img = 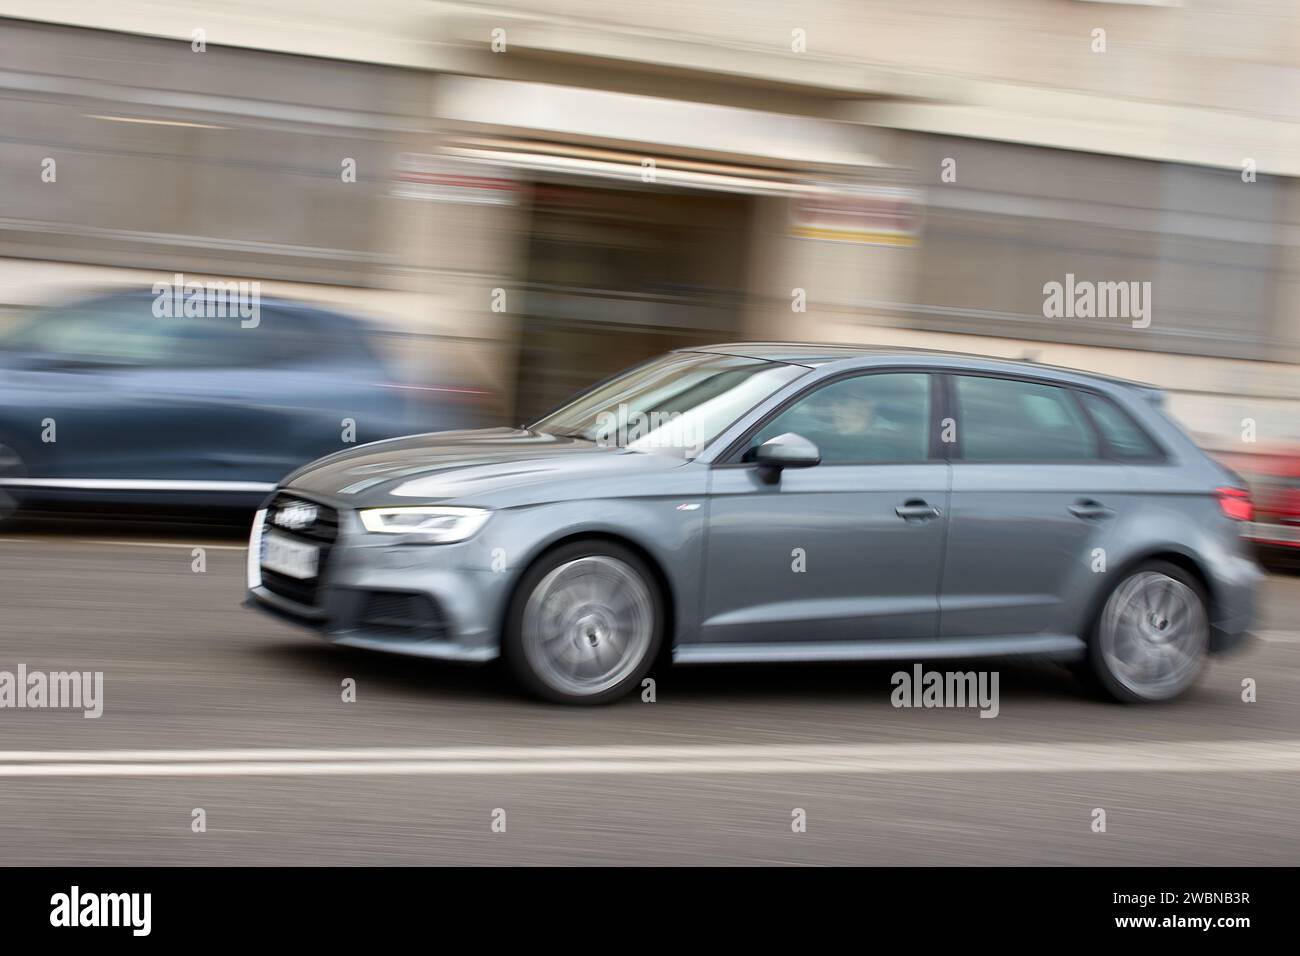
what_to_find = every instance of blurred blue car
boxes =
[0,289,487,514]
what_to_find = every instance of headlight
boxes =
[358,506,491,543]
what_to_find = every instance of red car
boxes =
[1216,448,1300,567]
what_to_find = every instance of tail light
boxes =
[1215,486,1253,522]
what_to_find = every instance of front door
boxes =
[701,371,949,647]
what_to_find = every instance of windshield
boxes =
[532,351,807,458]
[0,298,179,365]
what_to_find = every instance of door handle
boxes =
[896,499,941,520]
[1068,499,1114,520]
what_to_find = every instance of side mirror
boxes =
[753,432,820,478]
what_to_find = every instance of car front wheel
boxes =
[1087,560,1210,702]
[504,541,663,705]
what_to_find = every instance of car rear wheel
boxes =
[504,541,662,705]
[1086,560,1209,702]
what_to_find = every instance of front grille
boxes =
[265,493,339,542]
[357,591,446,643]
[259,493,339,607]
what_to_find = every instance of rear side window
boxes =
[1076,391,1162,460]
[954,375,1098,461]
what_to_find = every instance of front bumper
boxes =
[245,496,507,662]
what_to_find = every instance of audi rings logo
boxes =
[272,501,318,532]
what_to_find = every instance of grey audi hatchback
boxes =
[246,344,1261,705]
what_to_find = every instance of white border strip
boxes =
[0,478,275,492]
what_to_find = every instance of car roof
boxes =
[678,341,1162,397]
[682,342,912,365]
[54,287,367,328]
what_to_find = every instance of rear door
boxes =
[701,370,949,646]
[939,373,1132,639]
[0,296,216,482]
[153,307,407,483]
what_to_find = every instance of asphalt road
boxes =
[1,518,1298,865]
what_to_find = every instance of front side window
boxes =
[954,375,1098,461]
[532,352,808,458]
[169,308,322,368]
[744,372,932,464]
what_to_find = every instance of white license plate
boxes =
[261,532,320,579]
[1247,522,1300,544]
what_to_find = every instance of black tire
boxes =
[1082,560,1210,703]
[503,540,664,705]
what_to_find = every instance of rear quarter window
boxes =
[1077,390,1163,461]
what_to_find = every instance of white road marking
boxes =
[0,740,1297,778]
[1256,630,1300,643]
[94,539,245,551]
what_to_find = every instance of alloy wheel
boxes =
[1098,570,1208,700]
[521,555,655,698]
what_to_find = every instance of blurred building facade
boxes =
[1,0,1299,441]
